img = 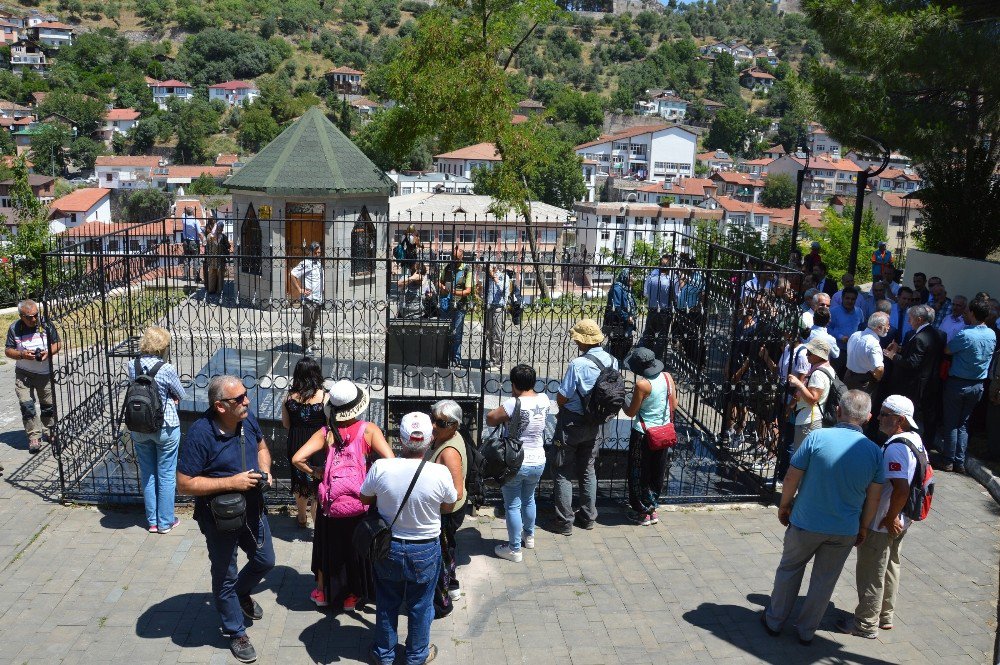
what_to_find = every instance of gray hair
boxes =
[909,304,934,325]
[868,311,889,330]
[812,292,831,307]
[430,399,463,425]
[207,375,242,406]
[875,299,892,314]
[18,299,38,314]
[838,390,872,425]
[402,433,432,455]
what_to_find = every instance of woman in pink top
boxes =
[292,380,393,611]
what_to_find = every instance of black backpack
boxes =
[577,354,627,425]
[476,398,525,488]
[123,359,165,434]
[814,365,848,427]
[463,431,486,509]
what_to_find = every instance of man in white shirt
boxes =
[846,312,890,394]
[937,295,968,343]
[289,242,324,354]
[181,207,204,282]
[361,412,457,665]
[838,395,925,640]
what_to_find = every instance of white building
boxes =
[433,142,502,179]
[573,201,719,262]
[10,40,46,75]
[99,108,140,146]
[95,155,163,190]
[388,171,474,195]
[29,21,72,48]
[327,66,364,93]
[701,195,773,239]
[575,123,697,184]
[147,78,194,110]
[806,123,842,158]
[47,187,111,231]
[152,165,232,192]
[634,91,689,121]
[208,80,260,106]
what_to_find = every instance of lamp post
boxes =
[847,136,891,276]
[789,144,811,260]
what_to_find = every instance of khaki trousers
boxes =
[854,528,907,633]
[15,367,54,440]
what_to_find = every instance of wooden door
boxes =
[285,210,324,300]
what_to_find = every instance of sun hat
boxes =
[804,337,831,361]
[400,412,432,447]
[324,379,370,423]
[625,347,664,379]
[881,394,918,430]
[570,318,604,345]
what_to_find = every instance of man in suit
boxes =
[813,263,838,297]
[884,304,945,436]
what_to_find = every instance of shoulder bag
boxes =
[477,398,525,487]
[209,427,249,532]
[638,373,677,451]
[353,454,429,562]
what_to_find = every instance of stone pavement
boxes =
[0,357,998,664]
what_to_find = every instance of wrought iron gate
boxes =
[41,214,798,505]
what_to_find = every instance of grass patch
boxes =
[52,288,186,352]
[3,523,48,571]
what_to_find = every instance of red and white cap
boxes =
[400,412,432,447]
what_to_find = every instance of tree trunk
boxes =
[518,195,550,300]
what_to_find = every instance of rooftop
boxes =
[575,123,693,151]
[49,187,110,214]
[328,65,364,76]
[389,193,568,223]
[208,80,258,90]
[95,156,162,168]
[104,108,140,122]
[434,142,502,161]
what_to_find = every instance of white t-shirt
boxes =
[871,432,923,533]
[794,365,832,425]
[846,328,884,374]
[291,258,324,303]
[503,393,551,466]
[359,458,458,540]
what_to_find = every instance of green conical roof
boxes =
[225,106,393,196]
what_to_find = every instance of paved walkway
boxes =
[0,358,997,664]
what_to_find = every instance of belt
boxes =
[949,375,984,382]
[391,536,437,544]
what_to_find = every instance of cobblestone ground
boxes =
[1,359,997,664]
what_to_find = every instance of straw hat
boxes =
[804,337,831,361]
[570,319,604,345]
[324,379,370,422]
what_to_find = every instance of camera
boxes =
[33,349,42,361]
[257,472,269,490]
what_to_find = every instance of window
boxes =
[438,229,454,243]
[107,239,120,252]
[402,187,412,194]
[600,228,610,240]
[616,216,626,226]
[817,144,826,152]
[129,239,141,253]
[459,229,476,243]
[483,230,498,243]
[613,142,628,152]
[501,229,516,241]
[601,216,612,226]
[890,215,905,226]
[654,161,667,171]
[105,173,112,182]
[535,229,557,242]
[418,230,432,243]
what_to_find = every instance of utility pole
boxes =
[789,145,811,258]
[847,137,891,276]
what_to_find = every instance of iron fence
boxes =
[41,213,800,505]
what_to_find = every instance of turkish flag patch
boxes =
[889,462,902,471]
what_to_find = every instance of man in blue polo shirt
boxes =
[763,390,884,646]
[177,375,275,664]
[941,298,997,473]
[553,319,618,535]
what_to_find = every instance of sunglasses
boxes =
[219,391,249,405]
[21,312,38,319]
[877,412,897,419]
[432,418,455,428]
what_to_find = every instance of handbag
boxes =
[638,373,677,451]
[478,398,525,487]
[352,454,429,562]
[209,429,250,531]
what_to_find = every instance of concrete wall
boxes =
[904,250,1000,302]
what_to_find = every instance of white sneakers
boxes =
[522,532,535,549]
[494,543,523,562]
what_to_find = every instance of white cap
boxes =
[882,394,918,430]
[400,412,432,447]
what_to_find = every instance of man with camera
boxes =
[5,299,60,454]
[177,375,275,664]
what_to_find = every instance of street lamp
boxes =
[789,144,811,260]
[847,135,891,275]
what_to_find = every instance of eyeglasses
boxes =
[219,391,249,405]
[432,418,455,428]
[20,312,38,319]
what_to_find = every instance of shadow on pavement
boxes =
[259,564,321,612]
[135,591,224,648]
[99,504,146,530]
[300,613,375,664]
[2,435,62,501]
[682,601,890,665]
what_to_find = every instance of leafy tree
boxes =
[807,207,886,283]
[760,173,796,209]
[172,98,220,164]
[8,155,45,223]
[189,173,221,195]
[30,124,72,177]
[238,104,280,152]
[69,136,104,171]
[706,52,742,108]
[175,29,287,86]
[128,118,158,154]
[37,90,107,136]
[0,129,14,157]
[705,108,763,158]
[122,188,172,224]
[804,0,1000,259]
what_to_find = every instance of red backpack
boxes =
[887,434,934,521]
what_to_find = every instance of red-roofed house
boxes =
[99,108,141,146]
[511,114,528,125]
[768,205,824,241]
[806,123,842,159]
[10,39,46,75]
[696,149,734,171]
[736,157,774,177]
[433,142,502,179]
[215,153,239,167]
[327,66,364,93]
[154,165,232,191]
[147,79,194,109]
[29,21,72,48]
[867,192,924,257]
[765,153,861,203]
[95,155,163,190]
[764,144,786,160]
[709,171,765,203]
[740,67,776,92]
[208,80,260,106]
[48,187,111,229]
[573,201,702,259]
[0,20,19,45]
[574,123,697,183]
[701,195,775,238]
[348,96,379,117]
[636,177,717,206]
[869,167,923,195]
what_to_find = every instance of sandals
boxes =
[28,438,42,454]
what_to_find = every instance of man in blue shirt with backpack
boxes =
[553,319,621,535]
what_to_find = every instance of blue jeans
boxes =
[132,426,180,530]
[501,463,545,550]
[372,538,441,665]
[449,308,466,363]
[942,377,985,466]
[197,505,275,638]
